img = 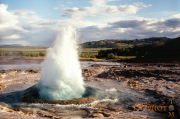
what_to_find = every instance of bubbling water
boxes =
[37,26,85,101]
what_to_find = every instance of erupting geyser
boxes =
[37,26,85,101]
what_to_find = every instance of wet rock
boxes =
[22,95,97,104]
[99,68,180,81]
[42,108,56,113]
[0,105,34,117]
[93,103,109,109]
[82,69,97,77]
[37,111,63,119]
[158,64,163,67]
[91,105,125,117]
[145,89,167,100]
[128,103,147,111]
[144,63,150,66]
[94,78,102,82]
[84,77,91,81]
[107,106,120,112]
[90,113,104,118]
[163,64,178,67]
[84,77,103,82]
[155,84,163,88]
[102,111,117,117]
[95,110,103,113]
[0,83,6,92]
[128,80,139,86]
[50,97,96,104]
[166,77,179,82]
[0,70,6,73]
[26,69,40,73]
[174,98,180,105]
[166,85,174,90]
[157,77,164,81]
[98,72,108,78]
[119,78,129,82]
[21,85,96,104]
[84,69,90,72]
[11,107,34,116]
[0,105,14,112]
[155,88,163,93]
[91,64,102,67]
[0,73,6,78]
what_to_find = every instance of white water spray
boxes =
[37,26,85,101]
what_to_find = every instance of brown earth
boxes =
[0,58,180,118]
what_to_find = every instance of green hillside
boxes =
[97,37,180,62]
[81,37,170,48]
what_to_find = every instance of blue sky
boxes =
[0,0,180,46]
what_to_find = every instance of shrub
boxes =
[5,51,12,56]
[30,53,36,57]
[90,55,96,58]
[39,52,46,56]
[0,52,3,56]
[80,53,96,58]
[106,53,115,59]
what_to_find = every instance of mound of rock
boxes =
[98,68,180,79]
[82,69,96,77]
[21,84,97,104]
[37,111,63,119]
[0,83,6,92]
[0,105,34,117]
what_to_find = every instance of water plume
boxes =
[37,26,85,101]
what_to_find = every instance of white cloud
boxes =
[3,34,21,39]
[171,13,180,18]
[89,0,107,6]
[0,4,97,46]
[54,7,59,10]
[133,2,152,8]
[61,1,151,19]
[0,4,56,46]
[67,2,72,4]
[1,3,180,46]
[0,4,17,25]
[79,16,180,42]
[0,4,28,42]
[10,10,36,16]
[89,0,119,6]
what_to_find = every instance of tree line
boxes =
[97,37,180,61]
[81,37,170,48]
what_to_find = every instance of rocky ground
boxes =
[0,61,180,118]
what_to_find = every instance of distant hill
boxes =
[0,44,24,47]
[97,37,180,62]
[80,37,170,48]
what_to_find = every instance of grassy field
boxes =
[0,47,47,52]
[0,47,110,57]
[80,48,111,54]
[79,48,112,58]
[79,56,136,61]
[0,47,47,57]
[0,47,135,61]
